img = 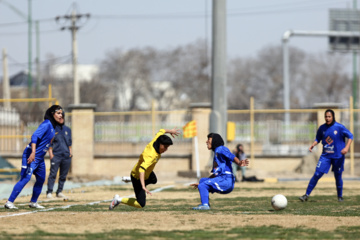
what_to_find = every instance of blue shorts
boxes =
[199,175,235,194]
[316,155,345,174]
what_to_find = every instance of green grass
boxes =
[2,185,360,239]
[2,225,360,240]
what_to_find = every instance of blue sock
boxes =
[306,170,324,196]
[198,183,210,205]
[334,171,343,198]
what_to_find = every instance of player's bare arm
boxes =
[341,139,353,155]
[233,157,249,167]
[164,128,180,138]
[27,143,36,164]
[139,172,152,196]
[309,141,318,152]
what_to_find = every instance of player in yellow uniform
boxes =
[109,128,180,210]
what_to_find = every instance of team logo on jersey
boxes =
[334,130,338,135]
[325,136,333,145]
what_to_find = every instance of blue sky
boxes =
[0,0,355,76]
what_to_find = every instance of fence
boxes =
[1,105,359,157]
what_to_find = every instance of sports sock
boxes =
[306,170,324,196]
[334,171,343,197]
[120,198,142,208]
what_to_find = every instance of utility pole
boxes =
[36,21,41,97]
[0,0,34,98]
[210,0,227,140]
[28,0,32,98]
[56,8,90,105]
[2,48,11,110]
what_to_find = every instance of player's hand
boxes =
[143,187,152,196]
[341,147,349,155]
[27,152,35,164]
[240,159,249,167]
[168,127,180,138]
[309,145,314,152]
[190,183,199,189]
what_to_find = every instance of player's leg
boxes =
[305,169,324,196]
[47,156,61,197]
[56,157,71,196]
[193,176,234,210]
[30,161,46,204]
[332,156,345,201]
[145,171,157,185]
[109,175,143,210]
[299,156,329,202]
[7,155,34,203]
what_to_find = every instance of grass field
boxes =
[0,179,359,239]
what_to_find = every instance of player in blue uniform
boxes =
[4,105,64,209]
[299,109,353,202]
[191,133,249,210]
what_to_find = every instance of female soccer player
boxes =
[299,109,353,202]
[109,128,180,210]
[4,105,64,209]
[191,133,249,210]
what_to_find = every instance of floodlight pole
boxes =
[282,30,360,124]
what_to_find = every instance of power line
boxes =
[0,0,346,27]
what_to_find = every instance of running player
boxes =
[299,109,353,202]
[4,105,64,209]
[191,133,249,210]
[109,128,180,210]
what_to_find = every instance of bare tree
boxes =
[300,52,351,107]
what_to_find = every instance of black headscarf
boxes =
[207,133,224,151]
[44,105,63,128]
[325,109,336,126]
[153,135,173,154]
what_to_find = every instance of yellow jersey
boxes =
[131,129,166,180]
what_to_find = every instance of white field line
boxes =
[0,184,176,219]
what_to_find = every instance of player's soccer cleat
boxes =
[29,202,45,209]
[109,194,120,210]
[192,204,210,210]
[46,193,53,199]
[56,192,66,198]
[122,176,131,183]
[299,194,309,202]
[4,201,18,209]
[338,197,344,202]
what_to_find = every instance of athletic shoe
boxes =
[122,176,131,183]
[299,194,309,202]
[192,204,210,210]
[109,194,120,210]
[29,202,45,209]
[56,192,66,198]
[46,193,53,199]
[4,201,18,209]
[338,197,344,202]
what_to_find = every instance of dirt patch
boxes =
[0,181,359,235]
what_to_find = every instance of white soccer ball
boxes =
[271,194,287,210]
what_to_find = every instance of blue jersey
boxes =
[315,122,353,159]
[212,146,236,176]
[24,119,55,161]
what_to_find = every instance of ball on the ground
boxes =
[271,194,287,210]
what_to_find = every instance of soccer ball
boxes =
[271,194,287,210]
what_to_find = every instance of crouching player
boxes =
[191,133,249,210]
[109,128,180,210]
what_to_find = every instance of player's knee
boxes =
[36,175,46,184]
[138,199,146,208]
